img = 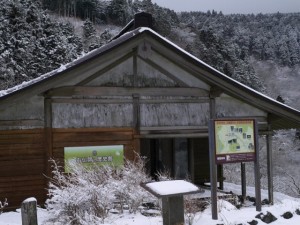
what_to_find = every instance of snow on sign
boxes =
[214,119,256,164]
[64,145,124,172]
[142,180,200,197]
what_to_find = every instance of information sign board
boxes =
[214,119,256,164]
[64,145,124,172]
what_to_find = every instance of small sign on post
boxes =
[21,197,38,225]
[141,180,201,225]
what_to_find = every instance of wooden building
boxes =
[0,13,300,210]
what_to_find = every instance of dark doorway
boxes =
[140,137,222,186]
[140,138,190,180]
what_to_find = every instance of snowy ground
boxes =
[1,183,300,225]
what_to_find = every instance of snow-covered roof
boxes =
[0,26,299,129]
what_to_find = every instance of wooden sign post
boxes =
[209,119,261,220]
[21,197,38,225]
[141,180,201,225]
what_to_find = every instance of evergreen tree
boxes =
[82,19,100,52]
[0,0,82,90]
[107,0,130,26]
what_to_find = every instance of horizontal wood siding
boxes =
[52,128,136,163]
[52,103,134,128]
[140,103,209,127]
[0,129,46,210]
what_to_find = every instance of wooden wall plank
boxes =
[0,129,44,135]
[0,129,47,210]
[0,128,136,210]
[51,128,135,166]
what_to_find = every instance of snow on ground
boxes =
[1,183,300,225]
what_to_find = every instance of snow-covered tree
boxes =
[0,0,82,90]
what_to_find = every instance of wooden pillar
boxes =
[133,48,138,87]
[162,196,184,225]
[241,162,246,203]
[44,98,53,177]
[132,93,141,157]
[266,125,274,204]
[254,120,262,211]
[209,96,218,220]
[132,48,141,158]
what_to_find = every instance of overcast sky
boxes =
[151,0,300,14]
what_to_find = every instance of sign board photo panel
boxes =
[64,145,124,172]
[214,119,256,164]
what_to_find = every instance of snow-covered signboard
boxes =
[214,119,256,164]
[64,145,124,172]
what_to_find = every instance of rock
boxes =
[262,199,270,205]
[247,196,256,203]
[141,202,157,209]
[296,209,300,215]
[247,220,258,225]
[281,211,293,219]
[255,211,277,224]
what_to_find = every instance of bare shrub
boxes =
[45,156,153,224]
[184,195,200,225]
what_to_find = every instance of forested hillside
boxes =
[1,0,300,96]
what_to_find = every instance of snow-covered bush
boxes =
[45,156,153,224]
[113,156,153,213]
[0,198,8,214]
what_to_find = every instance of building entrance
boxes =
[140,138,190,180]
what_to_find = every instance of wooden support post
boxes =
[241,162,246,203]
[209,95,218,220]
[133,48,138,87]
[162,196,184,225]
[21,198,38,225]
[209,120,218,220]
[218,165,224,190]
[254,120,262,211]
[266,125,274,204]
[44,98,53,177]
[141,180,200,225]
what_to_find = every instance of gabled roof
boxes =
[0,27,299,130]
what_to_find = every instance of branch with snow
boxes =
[0,198,8,214]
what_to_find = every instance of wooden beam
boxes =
[140,126,208,131]
[76,51,134,85]
[45,86,209,98]
[0,120,43,127]
[51,98,209,104]
[51,98,133,104]
[135,133,208,138]
[137,56,188,87]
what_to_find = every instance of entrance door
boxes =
[140,138,190,180]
